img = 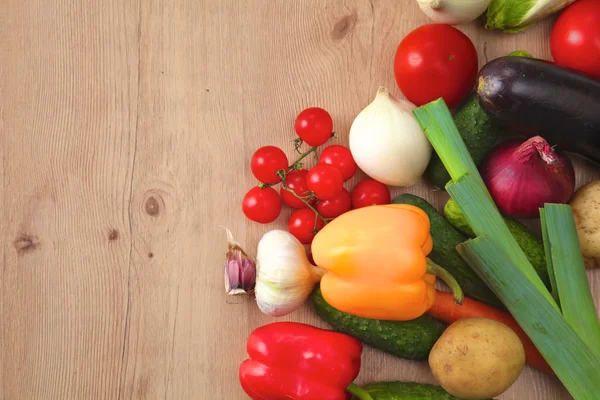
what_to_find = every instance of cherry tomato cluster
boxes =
[242,107,391,244]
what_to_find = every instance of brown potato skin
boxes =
[428,318,526,400]
[570,180,600,269]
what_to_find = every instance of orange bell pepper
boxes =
[311,204,463,321]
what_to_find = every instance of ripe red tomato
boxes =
[294,108,334,147]
[288,209,325,244]
[351,179,391,209]
[280,170,313,209]
[306,164,344,200]
[250,146,289,184]
[319,145,357,182]
[550,0,600,80]
[394,24,478,109]
[316,188,352,219]
[242,186,282,224]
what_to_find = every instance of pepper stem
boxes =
[346,383,374,400]
[426,259,464,305]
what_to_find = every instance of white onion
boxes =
[416,0,493,25]
[349,87,432,188]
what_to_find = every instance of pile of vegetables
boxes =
[227,1,600,399]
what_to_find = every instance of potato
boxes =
[428,318,525,400]
[570,180,600,269]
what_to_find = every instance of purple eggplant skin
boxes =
[476,56,600,165]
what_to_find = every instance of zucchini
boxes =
[426,93,499,190]
[392,194,502,308]
[357,382,493,400]
[476,56,600,165]
[310,288,445,361]
[444,198,550,289]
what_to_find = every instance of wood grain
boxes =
[1,0,598,399]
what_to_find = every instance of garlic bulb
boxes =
[255,230,325,317]
[417,0,493,25]
[349,87,432,187]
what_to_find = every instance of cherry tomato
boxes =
[294,107,334,146]
[306,164,344,200]
[394,24,478,109]
[550,0,600,80]
[250,146,289,184]
[351,179,391,209]
[242,186,282,224]
[316,188,352,219]
[288,208,325,244]
[318,145,357,182]
[280,170,313,209]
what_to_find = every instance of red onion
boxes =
[481,136,575,218]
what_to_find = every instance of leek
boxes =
[541,204,600,359]
[458,236,600,397]
[539,208,560,306]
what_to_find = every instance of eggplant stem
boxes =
[427,259,464,305]
[346,383,374,400]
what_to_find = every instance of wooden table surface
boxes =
[2,1,599,399]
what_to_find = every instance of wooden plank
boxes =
[1,0,599,399]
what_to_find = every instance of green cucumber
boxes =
[425,92,499,190]
[310,288,445,361]
[444,198,550,289]
[425,50,532,190]
[356,382,493,400]
[392,194,502,308]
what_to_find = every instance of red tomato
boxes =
[250,146,289,184]
[316,188,352,219]
[288,209,325,244]
[306,164,344,200]
[550,0,600,80]
[351,179,391,209]
[394,24,478,109]
[294,108,334,146]
[319,145,357,182]
[242,186,282,224]
[280,170,313,209]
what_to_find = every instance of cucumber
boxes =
[425,92,498,190]
[444,198,550,289]
[310,288,445,361]
[392,194,502,308]
[357,382,493,400]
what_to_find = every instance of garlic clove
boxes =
[222,227,256,295]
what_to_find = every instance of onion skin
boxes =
[481,136,575,218]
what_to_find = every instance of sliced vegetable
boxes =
[444,198,550,288]
[255,230,325,317]
[311,204,463,321]
[484,0,577,32]
[311,287,446,361]
[480,136,575,218]
[349,87,432,187]
[239,322,373,400]
[540,204,600,360]
[415,0,493,25]
[476,56,600,165]
[427,290,553,374]
[393,193,502,308]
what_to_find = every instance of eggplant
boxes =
[476,56,600,164]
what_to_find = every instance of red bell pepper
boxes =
[239,322,373,400]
